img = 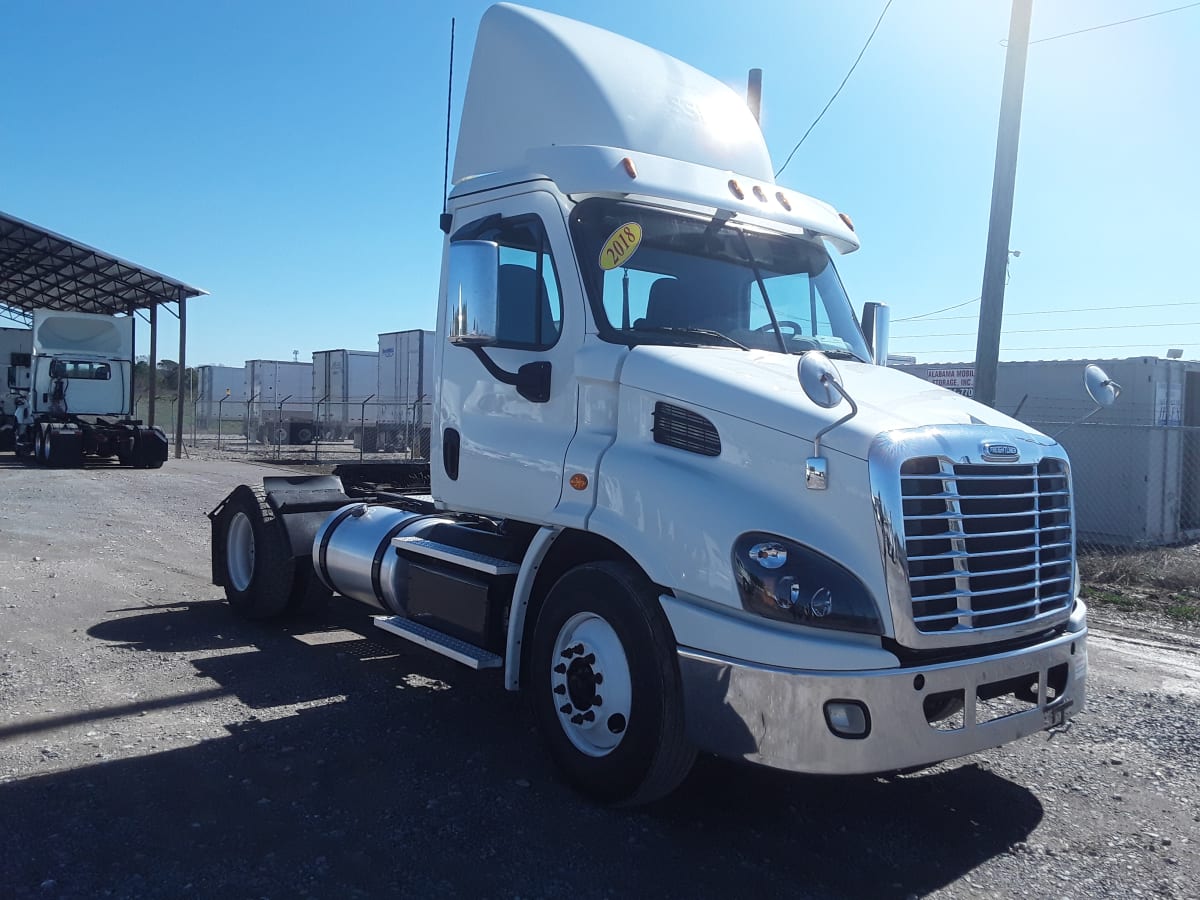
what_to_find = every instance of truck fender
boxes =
[504,526,562,691]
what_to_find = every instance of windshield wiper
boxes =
[633,326,749,350]
[725,220,788,354]
[814,348,866,362]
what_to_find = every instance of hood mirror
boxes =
[1052,364,1122,438]
[799,351,844,409]
[798,351,859,491]
[1084,364,1121,408]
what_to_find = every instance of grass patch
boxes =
[1166,594,1200,623]
[1082,585,1145,612]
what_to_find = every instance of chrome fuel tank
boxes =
[312,504,454,614]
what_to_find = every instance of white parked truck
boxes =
[9,310,167,467]
[209,4,1094,804]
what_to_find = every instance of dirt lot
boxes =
[1,457,1197,899]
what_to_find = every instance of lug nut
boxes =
[581,710,595,722]
[594,673,603,685]
[583,653,596,665]
[553,684,565,695]
[554,663,567,674]
[570,714,584,725]
[560,704,572,714]
[593,695,603,706]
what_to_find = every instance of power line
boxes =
[896,321,1200,338]
[893,298,1198,324]
[1027,2,1200,45]
[775,0,895,178]
[908,342,1193,354]
[893,296,980,323]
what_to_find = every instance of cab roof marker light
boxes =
[752,185,767,202]
[728,179,745,200]
[621,157,638,179]
[838,212,855,232]
[775,191,792,212]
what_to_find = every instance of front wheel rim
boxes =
[226,511,256,592]
[550,612,633,757]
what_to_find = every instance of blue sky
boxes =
[2,1,1197,367]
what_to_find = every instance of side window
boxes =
[465,217,563,350]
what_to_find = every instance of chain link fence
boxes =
[182,399,433,464]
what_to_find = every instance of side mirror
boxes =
[447,240,499,346]
[861,301,890,366]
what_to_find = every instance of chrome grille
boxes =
[900,457,1073,634]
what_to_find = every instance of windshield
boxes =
[570,198,871,361]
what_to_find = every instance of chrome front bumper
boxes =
[678,627,1086,774]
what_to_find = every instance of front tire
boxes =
[529,561,696,806]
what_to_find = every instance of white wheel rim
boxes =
[550,612,633,757]
[226,511,256,592]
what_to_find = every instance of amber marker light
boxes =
[775,191,792,211]
[752,185,767,202]
[838,212,855,232]
[569,473,589,491]
[728,179,745,200]
[621,157,638,179]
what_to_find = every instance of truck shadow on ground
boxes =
[0,598,1044,899]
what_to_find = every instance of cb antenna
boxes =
[440,17,456,234]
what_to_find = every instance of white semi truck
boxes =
[9,310,167,468]
[209,4,1099,804]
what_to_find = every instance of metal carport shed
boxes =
[0,210,207,459]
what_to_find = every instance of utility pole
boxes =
[974,0,1033,409]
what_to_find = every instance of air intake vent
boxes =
[900,457,1073,634]
[652,402,720,457]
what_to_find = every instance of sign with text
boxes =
[926,366,975,398]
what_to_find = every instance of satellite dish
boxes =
[1084,365,1121,408]
[798,351,843,409]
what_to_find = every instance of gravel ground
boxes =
[0,456,1196,899]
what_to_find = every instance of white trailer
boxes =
[312,349,378,439]
[196,364,247,425]
[245,359,314,444]
[210,4,1097,805]
[360,330,434,454]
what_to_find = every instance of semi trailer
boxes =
[313,348,379,440]
[9,310,167,467]
[245,359,314,444]
[210,4,1100,804]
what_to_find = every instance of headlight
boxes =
[733,532,883,635]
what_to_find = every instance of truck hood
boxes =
[620,345,1047,459]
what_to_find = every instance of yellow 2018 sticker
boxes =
[599,222,642,271]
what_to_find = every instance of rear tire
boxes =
[215,485,295,619]
[529,561,696,806]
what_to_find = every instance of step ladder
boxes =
[373,616,502,670]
